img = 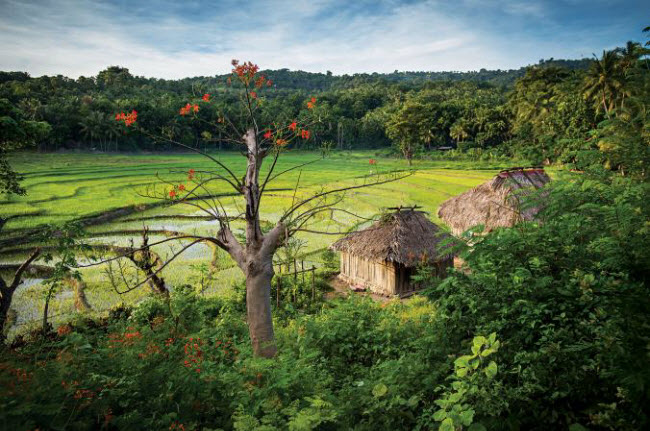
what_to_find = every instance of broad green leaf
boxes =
[372,383,388,398]
[440,417,455,431]
[485,361,498,379]
[459,408,475,426]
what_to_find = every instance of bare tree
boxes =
[91,60,410,357]
[0,248,40,342]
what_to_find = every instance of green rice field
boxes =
[1,151,502,336]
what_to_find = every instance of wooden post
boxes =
[293,259,298,282]
[311,266,316,301]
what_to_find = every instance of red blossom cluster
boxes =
[138,342,162,359]
[115,110,138,126]
[301,130,311,140]
[202,93,210,102]
[169,182,187,199]
[62,380,96,401]
[2,364,33,395]
[184,337,203,373]
[288,122,297,131]
[108,328,142,349]
[307,97,317,109]
[188,168,195,180]
[276,138,288,147]
[180,103,199,116]
[215,338,239,359]
[250,91,257,99]
[232,59,259,82]
[263,130,273,139]
[254,75,273,88]
[57,324,72,336]
[369,159,376,165]
[169,422,186,431]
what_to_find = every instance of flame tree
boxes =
[89,61,408,358]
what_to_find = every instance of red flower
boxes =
[202,93,210,102]
[178,184,185,191]
[266,79,273,87]
[311,97,316,103]
[369,159,376,165]
[263,130,273,139]
[115,110,137,126]
[193,104,199,113]
[231,60,260,84]
[124,110,137,126]
[307,97,316,109]
[301,130,310,140]
[250,91,257,99]
[169,189,176,198]
[276,139,288,147]
[255,76,266,88]
[288,122,297,131]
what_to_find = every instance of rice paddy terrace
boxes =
[1,151,501,335]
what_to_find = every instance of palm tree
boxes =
[450,119,470,144]
[79,111,105,151]
[582,50,624,119]
[617,41,643,74]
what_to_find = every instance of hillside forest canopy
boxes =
[0,25,649,431]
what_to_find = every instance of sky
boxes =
[0,0,647,79]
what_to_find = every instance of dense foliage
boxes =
[2,173,649,430]
[1,23,649,431]
[427,176,650,429]
[2,40,648,179]
[0,59,591,155]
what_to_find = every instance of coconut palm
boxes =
[582,50,624,118]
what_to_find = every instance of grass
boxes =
[2,150,501,336]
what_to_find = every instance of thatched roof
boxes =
[330,209,452,266]
[437,168,551,236]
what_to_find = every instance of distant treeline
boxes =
[1,39,648,177]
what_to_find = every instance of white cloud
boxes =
[0,0,641,78]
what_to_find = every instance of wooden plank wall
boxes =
[339,251,397,295]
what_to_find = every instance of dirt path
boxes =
[326,275,396,303]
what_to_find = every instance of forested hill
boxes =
[2,45,647,180]
[0,58,591,92]
[261,58,593,90]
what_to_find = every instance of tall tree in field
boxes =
[385,100,429,165]
[94,61,406,358]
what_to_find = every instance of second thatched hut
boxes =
[330,208,453,296]
[438,167,551,236]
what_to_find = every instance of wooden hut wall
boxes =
[339,251,397,295]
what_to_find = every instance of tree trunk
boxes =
[245,259,277,358]
[0,279,13,343]
[42,285,54,334]
[69,277,92,312]
[0,248,40,343]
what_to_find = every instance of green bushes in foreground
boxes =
[1,176,649,430]
[0,289,458,431]
[427,176,650,430]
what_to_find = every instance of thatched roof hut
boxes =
[331,208,453,296]
[438,168,551,236]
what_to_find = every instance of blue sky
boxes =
[0,0,647,79]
